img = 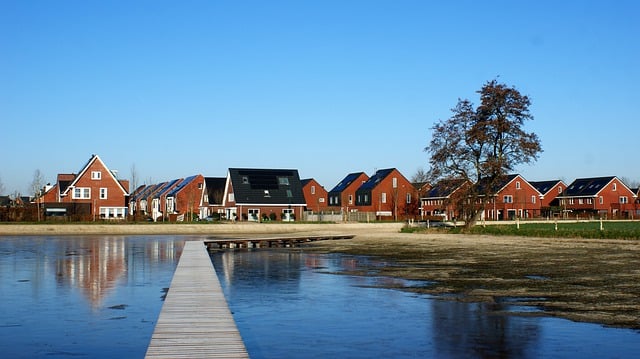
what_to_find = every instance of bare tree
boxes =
[130,163,139,194]
[425,80,542,227]
[30,169,46,222]
[411,167,429,183]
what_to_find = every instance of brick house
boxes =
[201,177,226,219]
[354,168,416,220]
[420,179,471,221]
[301,178,328,213]
[529,180,567,218]
[558,176,637,219]
[634,187,640,218]
[215,168,306,222]
[327,172,369,212]
[476,174,542,220]
[40,154,129,220]
[164,174,206,221]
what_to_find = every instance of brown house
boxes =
[476,174,542,220]
[529,180,567,218]
[327,172,369,211]
[301,178,328,213]
[420,179,470,221]
[354,168,416,220]
[40,154,129,220]
[558,176,637,219]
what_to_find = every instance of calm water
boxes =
[212,249,640,359]
[1,236,640,358]
[0,235,183,358]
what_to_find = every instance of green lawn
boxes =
[457,221,640,240]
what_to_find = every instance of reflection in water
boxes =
[0,235,184,358]
[213,249,640,359]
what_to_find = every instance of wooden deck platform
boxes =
[145,241,248,359]
[204,234,355,250]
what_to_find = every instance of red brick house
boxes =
[558,176,637,219]
[164,174,206,221]
[213,168,306,222]
[477,174,542,220]
[420,179,471,221]
[354,168,416,220]
[301,178,328,213]
[327,172,369,212]
[40,154,129,220]
[529,180,567,218]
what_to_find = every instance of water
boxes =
[2,236,639,358]
[0,235,183,358]
[212,249,640,359]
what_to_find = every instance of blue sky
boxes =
[1,1,639,195]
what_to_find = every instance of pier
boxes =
[204,234,355,250]
[145,240,248,358]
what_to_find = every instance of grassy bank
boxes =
[404,220,640,240]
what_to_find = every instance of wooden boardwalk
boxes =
[145,241,248,358]
[204,233,355,249]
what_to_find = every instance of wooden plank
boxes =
[145,241,248,359]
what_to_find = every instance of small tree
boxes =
[425,80,542,227]
[30,169,45,222]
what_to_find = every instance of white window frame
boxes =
[381,192,387,204]
[348,195,353,205]
[620,196,628,204]
[91,171,101,180]
[516,181,521,190]
[503,195,513,203]
[100,188,108,199]
[311,185,315,195]
[392,177,398,188]
[406,193,412,204]
[72,187,91,199]
[531,195,536,204]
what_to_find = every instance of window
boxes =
[311,186,315,195]
[242,176,249,184]
[612,183,617,191]
[286,189,293,198]
[319,198,325,203]
[348,195,353,205]
[531,195,536,204]
[503,195,513,203]
[264,190,270,197]
[198,183,203,189]
[406,193,412,204]
[381,192,387,204]
[100,188,108,199]
[620,196,628,204]
[278,177,290,185]
[91,171,101,180]
[599,196,604,204]
[558,186,563,194]
[392,177,398,188]
[72,187,91,199]
[364,194,369,203]
[579,198,584,205]
[516,181,521,189]
[228,193,235,202]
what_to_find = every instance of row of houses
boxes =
[34,154,640,222]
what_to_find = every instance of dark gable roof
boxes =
[301,179,312,187]
[357,168,395,192]
[529,180,562,195]
[153,178,181,199]
[563,176,616,197]
[205,177,226,205]
[425,179,467,199]
[328,172,366,194]
[166,175,198,197]
[475,174,519,194]
[229,168,305,205]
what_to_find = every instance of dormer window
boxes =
[91,171,101,180]
[264,190,270,197]
[242,176,249,184]
[278,177,290,185]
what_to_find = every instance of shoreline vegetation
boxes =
[2,222,639,329]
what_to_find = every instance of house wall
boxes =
[355,169,416,220]
[173,175,206,217]
[483,176,541,220]
[302,179,328,212]
[540,182,565,208]
[329,173,369,209]
[61,160,127,217]
[561,178,636,218]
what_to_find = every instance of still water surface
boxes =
[1,236,639,358]
[212,249,640,359]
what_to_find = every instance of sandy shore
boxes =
[2,222,639,329]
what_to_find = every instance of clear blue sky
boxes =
[1,1,639,195]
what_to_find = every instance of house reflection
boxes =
[54,237,182,309]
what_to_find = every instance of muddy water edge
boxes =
[306,232,640,329]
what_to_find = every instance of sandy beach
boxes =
[2,222,639,329]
